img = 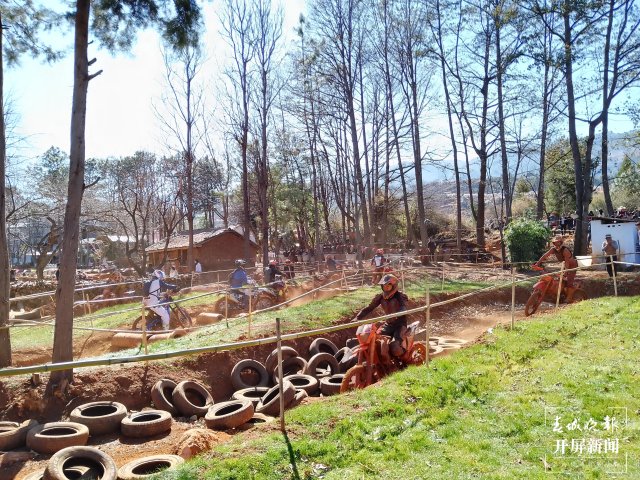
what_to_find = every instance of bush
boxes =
[504,218,551,267]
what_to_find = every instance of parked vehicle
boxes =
[132,292,192,331]
[525,265,587,316]
[340,320,426,392]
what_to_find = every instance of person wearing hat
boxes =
[534,235,579,288]
[283,258,295,279]
[601,234,619,277]
[355,274,408,362]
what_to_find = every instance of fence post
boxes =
[276,317,286,432]
[555,261,565,310]
[425,283,430,367]
[401,259,405,291]
[510,265,515,330]
[141,303,148,355]
[611,255,618,297]
[248,288,253,339]
[441,262,445,292]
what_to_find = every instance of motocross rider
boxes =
[265,259,284,284]
[356,274,408,362]
[142,269,179,329]
[534,235,579,290]
[229,259,249,307]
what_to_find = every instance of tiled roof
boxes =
[146,226,257,252]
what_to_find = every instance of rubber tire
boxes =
[172,380,214,417]
[117,454,184,479]
[121,410,172,438]
[407,343,427,365]
[264,346,299,374]
[525,291,543,316]
[288,389,308,408]
[308,338,339,356]
[22,471,45,480]
[171,306,192,329]
[237,413,274,431]
[150,379,178,415]
[272,357,308,383]
[334,347,352,363]
[231,387,270,407]
[340,364,368,393]
[254,296,274,311]
[204,400,254,430]
[569,289,587,303]
[303,352,340,379]
[0,419,37,451]
[69,401,127,436]
[320,374,345,396]
[335,347,358,373]
[256,381,296,416]
[131,311,159,331]
[26,422,89,455]
[345,337,359,349]
[230,359,269,390]
[281,374,318,395]
[44,446,117,480]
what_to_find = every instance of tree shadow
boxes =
[283,431,301,480]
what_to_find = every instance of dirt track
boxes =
[1,270,638,479]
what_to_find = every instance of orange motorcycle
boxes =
[525,265,587,316]
[340,320,426,392]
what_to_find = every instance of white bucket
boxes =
[576,255,592,268]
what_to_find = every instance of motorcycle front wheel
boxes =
[524,291,543,317]
[171,306,192,329]
[131,311,158,331]
[340,364,368,393]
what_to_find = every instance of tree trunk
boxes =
[601,0,615,216]
[496,23,512,222]
[51,0,91,383]
[0,12,11,367]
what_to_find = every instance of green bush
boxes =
[504,218,551,267]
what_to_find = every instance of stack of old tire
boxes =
[3,399,185,479]
[227,336,359,417]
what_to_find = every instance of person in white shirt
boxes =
[194,259,202,273]
[601,234,619,277]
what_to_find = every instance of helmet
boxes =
[376,248,384,255]
[378,274,399,299]
[285,259,291,264]
[153,269,165,280]
[235,259,246,267]
[269,259,278,266]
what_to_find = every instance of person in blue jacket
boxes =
[229,259,249,306]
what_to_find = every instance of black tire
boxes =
[22,471,45,480]
[309,338,338,356]
[303,352,340,379]
[334,347,352,363]
[256,381,296,416]
[0,419,38,451]
[337,348,358,373]
[264,346,299,374]
[288,389,308,409]
[117,454,184,479]
[320,374,345,396]
[340,364,368,393]
[345,338,359,349]
[204,400,254,430]
[272,357,308,384]
[281,374,318,395]
[131,311,159,331]
[254,296,274,311]
[69,401,127,436]
[525,291,543,316]
[26,422,89,455]
[121,410,172,438]
[230,359,269,390]
[172,380,214,417]
[231,387,270,407]
[237,413,274,431]
[570,289,587,303]
[151,379,178,415]
[171,306,192,329]
[44,446,117,480]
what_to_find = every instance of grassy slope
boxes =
[161,296,639,480]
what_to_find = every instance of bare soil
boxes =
[2,269,638,479]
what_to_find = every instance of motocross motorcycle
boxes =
[213,279,280,316]
[525,264,587,316]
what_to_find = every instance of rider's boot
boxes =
[564,286,576,302]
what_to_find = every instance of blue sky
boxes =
[5,1,307,162]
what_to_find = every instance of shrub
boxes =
[504,218,551,267]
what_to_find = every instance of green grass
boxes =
[156,296,640,479]
[9,275,496,357]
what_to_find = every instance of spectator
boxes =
[194,259,202,273]
[326,255,337,271]
[601,234,619,278]
[283,259,295,279]
[169,264,179,278]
